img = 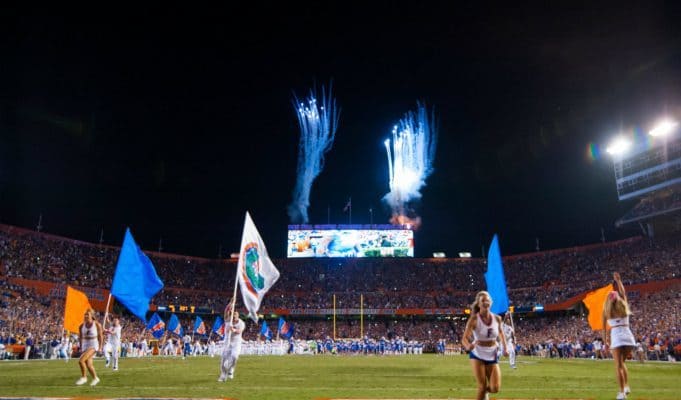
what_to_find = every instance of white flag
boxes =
[237,212,280,322]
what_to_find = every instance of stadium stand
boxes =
[0,224,679,360]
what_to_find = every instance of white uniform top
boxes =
[222,320,246,357]
[224,319,246,350]
[473,313,500,342]
[60,337,71,353]
[471,313,500,361]
[608,316,636,348]
[108,325,122,346]
[502,323,514,345]
[80,322,99,351]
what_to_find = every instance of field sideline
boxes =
[0,354,678,400]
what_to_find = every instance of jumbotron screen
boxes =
[287,229,414,258]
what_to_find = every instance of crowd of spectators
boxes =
[1,224,679,360]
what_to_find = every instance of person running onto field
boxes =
[218,307,245,382]
[75,309,103,386]
[105,317,122,371]
[462,291,508,400]
[502,313,517,369]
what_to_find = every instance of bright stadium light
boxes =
[606,136,632,156]
[649,119,678,137]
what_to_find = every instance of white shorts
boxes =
[471,344,498,362]
[222,343,242,358]
[81,339,99,352]
[610,326,636,349]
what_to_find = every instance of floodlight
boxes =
[606,137,632,155]
[649,119,678,137]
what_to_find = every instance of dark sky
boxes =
[2,4,681,258]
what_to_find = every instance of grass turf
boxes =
[0,354,678,399]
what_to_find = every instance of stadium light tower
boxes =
[649,119,678,137]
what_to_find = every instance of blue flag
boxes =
[484,234,509,314]
[167,314,183,337]
[111,228,164,321]
[212,316,225,339]
[260,320,272,340]
[278,317,294,339]
[146,312,165,339]
[194,316,207,336]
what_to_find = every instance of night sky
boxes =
[2,4,681,258]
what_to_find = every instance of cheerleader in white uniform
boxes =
[462,291,508,400]
[603,272,635,400]
[76,309,103,386]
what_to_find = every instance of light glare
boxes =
[649,119,678,137]
[606,137,631,155]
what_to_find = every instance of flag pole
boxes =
[102,293,113,331]
[509,309,516,356]
[224,262,240,352]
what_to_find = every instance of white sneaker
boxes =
[227,373,234,380]
[624,386,631,395]
[75,377,87,385]
[616,392,626,400]
[90,377,100,387]
[217,375,226,382]
[113,366,118,371]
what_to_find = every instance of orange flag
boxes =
[64,286,93,334]
[582,283,614,330]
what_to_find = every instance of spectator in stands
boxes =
[461,291,508,400]
[603,272,635,400]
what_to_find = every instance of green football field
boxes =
[0,354,678,399]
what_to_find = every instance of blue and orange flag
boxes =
[260,320,273,340]
[146,312,165,339]
[111,228,164,321]
[278,317,294,339]
[212,316,225,339]
[167,314,183,337]
[194,316,207,336]
[484,234,509,314]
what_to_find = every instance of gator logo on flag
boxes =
[196,321,206,335]
[279,318,294,339]
[172,324,182,335]
[280,321,292,335]
[241,242,266,295]
[151,320,165,333]
[217,323,225,338]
